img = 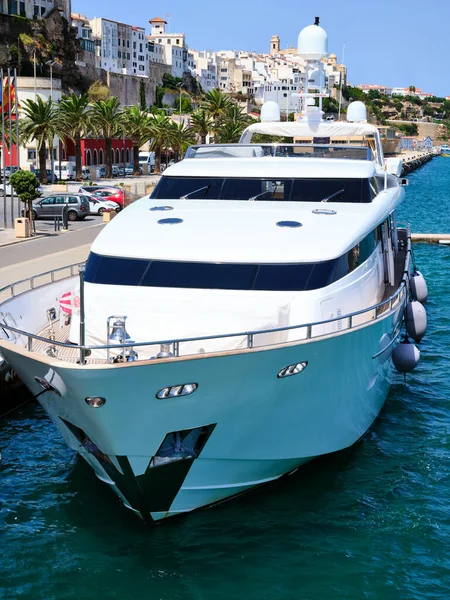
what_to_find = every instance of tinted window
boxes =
[40,197,55,205]
[86,253,341,291]
[290,179,368,203]
[222,179,291,201]
[152,177,223,200]
[152,177,373,203]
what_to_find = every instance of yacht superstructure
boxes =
[0,20,426,522]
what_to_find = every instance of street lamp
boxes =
[46,60,57,182]
[176,82,184,121]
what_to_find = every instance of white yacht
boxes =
[0,21,425,522]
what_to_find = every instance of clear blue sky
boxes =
[77,0,449,97]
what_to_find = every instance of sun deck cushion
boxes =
[69,284,291,358]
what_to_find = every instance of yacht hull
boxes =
[0,301,404,522]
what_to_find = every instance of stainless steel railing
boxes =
[0,232,412,365]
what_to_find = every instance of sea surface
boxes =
[1,157,450,599]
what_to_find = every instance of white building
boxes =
[71,13,95,57]
[147,17,190,78]
[14,77,62,170]
[190,50,217,91]
[90,17,147,77]
[0,0,71,20]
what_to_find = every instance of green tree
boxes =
[161,73,183,90]
[170,121,196,162]
[88,80,110,102]
[58,93,91,181]
[9,170,41,235]
[139,80,147,111]
[90,97,124,178]
[148,113,172,174]
[122,106,151,175]
[190,109,212,144]
[213,103,251,143]
[397,123,418,136]
[201,89,233,133]
[179,95,193,114]
[20,96,58,183]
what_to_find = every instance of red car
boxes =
[78,186,125,209]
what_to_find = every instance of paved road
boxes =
[0,222,104,269]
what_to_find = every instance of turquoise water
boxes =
[1,158,450,599]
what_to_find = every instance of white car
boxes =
[88,196,120,215]
[0,183,43,196]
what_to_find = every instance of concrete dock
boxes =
[411,233,450,244]
[401,150,436,175]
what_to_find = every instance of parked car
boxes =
[111,166,120,177]
[1,183,43,196]
[33,169,58,183]
[57,162,76,181]
[88,196,120,215]
[3,166,20,179]
[78,186,124,208]
[81,167,91,180]
[124,164,143,176]
[21,194,90,221]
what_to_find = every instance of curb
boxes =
[0,233,48,248]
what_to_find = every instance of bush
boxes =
[397,123,418,136]
[9,170,41,234]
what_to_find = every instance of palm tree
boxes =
[214,121,246,143]
[148,113,172,174]
[89,97,123,178]
[190,109,212,144]
[201,89,233,135]
[122,106,151,175]
[58,93,91,181]
[20,96,58,183]
[170,122,196,162]
[214,104,251,143]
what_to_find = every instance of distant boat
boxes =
[441,144,450,156]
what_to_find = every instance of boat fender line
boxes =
[410,270,428,304]
[405,301,427,343]
[392,336,420,376]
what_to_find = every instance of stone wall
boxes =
[77,61,171,107]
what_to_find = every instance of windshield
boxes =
[151,177,373,203]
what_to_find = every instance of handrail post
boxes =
[248,334,253,348]
[79,265,86,365]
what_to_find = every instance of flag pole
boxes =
[1,69,6,230]
[14,68,20,219]
[8,67,14,226]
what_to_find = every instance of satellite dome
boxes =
[347,101,367,123]
[298,19,328,60]
[261,101,280,122]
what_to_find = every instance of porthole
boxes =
[277,362,308,378]
[156,383,198,399]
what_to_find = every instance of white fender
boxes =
[405,301,427,342]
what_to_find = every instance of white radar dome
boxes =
[347,101,367,123]
[261,101,281,122]
[298,23,328,60]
